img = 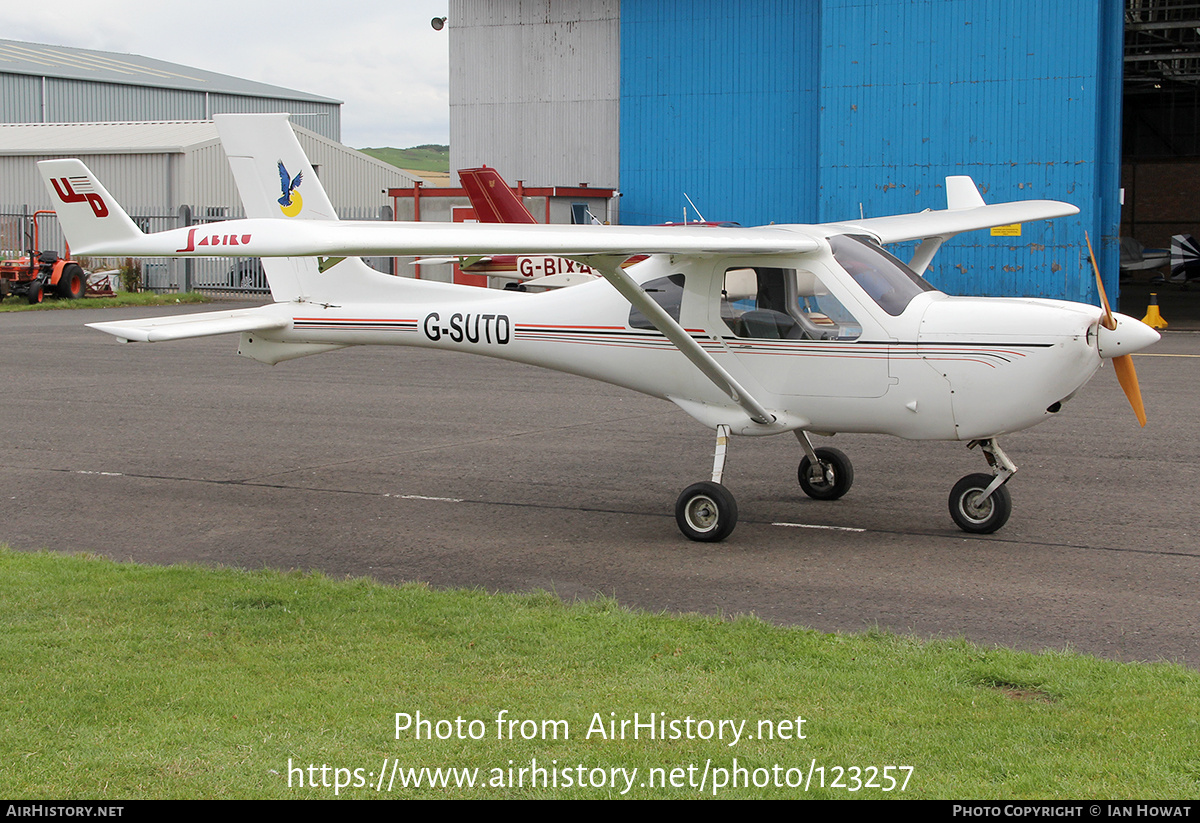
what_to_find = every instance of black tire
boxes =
[27,281,44,305]
[797,447,854,500]
[675,481,738,542]
[57,263,86,299]
[949,473,1012,534]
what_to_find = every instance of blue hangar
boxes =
[448,0,1124,304]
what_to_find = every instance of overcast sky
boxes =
[0,0,451,149]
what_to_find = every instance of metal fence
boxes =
[1,204,396,295]
[1,207,67,261]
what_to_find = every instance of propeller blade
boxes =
[1085,231,1116,331]
[1086,233,1150,426]
[1112,354,1147,427]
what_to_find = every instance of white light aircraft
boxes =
[40,113,1159,541]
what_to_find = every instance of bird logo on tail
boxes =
[277,160,303,217]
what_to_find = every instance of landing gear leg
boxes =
[675,425,738,542]
[794,430,854,500]
[948,438,1016,534]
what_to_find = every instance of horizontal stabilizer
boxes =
[87,307,289,343]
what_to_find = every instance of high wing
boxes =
[39,157,810,259]
[823,175,1079,273]
[38,119,1115,541]
[828,196,1077,245]
[38,160,1075,265]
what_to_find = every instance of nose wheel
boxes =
[949,473,1012,533]
[949,439,1016,534]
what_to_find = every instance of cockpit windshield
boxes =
[829,234,936,316]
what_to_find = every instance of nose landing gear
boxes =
[949,439,1016,534]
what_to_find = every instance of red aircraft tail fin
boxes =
[458,167,538,224]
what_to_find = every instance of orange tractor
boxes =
[0,210,97,304]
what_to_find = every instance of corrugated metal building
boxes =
[450,0,1124,303]
[0,38,420,291]
[449,0,620,192]
[0,120,418,214]
[0,39,342,141]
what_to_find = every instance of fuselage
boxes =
[253,233,1110,442]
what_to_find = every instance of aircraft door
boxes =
[717,264,890,398]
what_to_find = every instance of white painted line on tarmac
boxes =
[772,521,866,533]
[384,493,465,503]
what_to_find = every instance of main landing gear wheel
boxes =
[675,481,738,542]
[949,473,1012,534]
[797,447,854,500]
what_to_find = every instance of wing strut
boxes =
[581,255,775,426]
[908,237,945,275]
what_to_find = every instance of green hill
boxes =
[359,145,449,173]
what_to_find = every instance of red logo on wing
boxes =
[175,227,253,253]
[51,177,109,218]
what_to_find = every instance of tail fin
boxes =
[458,167,538,224]
[215,112,374,302]
[215,113,339,222]
[1169,233,1200,283]
[38,159,145,255]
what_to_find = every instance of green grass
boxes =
[359,145,450,174]
[0,292,210,312]
[2,547,1197,799]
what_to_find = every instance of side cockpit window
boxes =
[721,267,861,340]
[628,274,685,329]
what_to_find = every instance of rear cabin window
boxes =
[628,274,686,329]
[721,267,862,340]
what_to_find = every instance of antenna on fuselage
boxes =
[683,193,707,224]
